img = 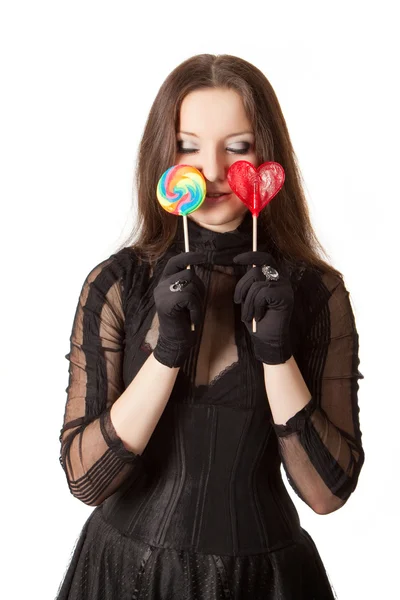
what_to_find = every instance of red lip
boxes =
[206,191,231,195]
[204,192,232,203]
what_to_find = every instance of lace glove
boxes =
[153,251,207,368]
[233,251,294,365]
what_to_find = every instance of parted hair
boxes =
[116,53,343,280]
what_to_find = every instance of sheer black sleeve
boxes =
[58,254,144,506]
[272,270,365,514]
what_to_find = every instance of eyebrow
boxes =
[178,130,254,139]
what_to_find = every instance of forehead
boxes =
[179,88,252,137]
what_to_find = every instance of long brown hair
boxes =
[116,54,343,280]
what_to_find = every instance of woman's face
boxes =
[175,87,258,233]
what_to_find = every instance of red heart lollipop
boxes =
[227,161,285,216]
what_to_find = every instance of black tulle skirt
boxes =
[55,505,337,599]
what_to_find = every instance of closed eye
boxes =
[176,141,252,155]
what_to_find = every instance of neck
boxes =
[187,213,247,234]
[170,210,272,266]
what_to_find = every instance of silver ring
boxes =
[169,279,189,292]
[261,265,279,281]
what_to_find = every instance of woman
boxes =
[56,54,364,599]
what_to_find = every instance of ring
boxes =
[169,279,189,292]
[261,265,279,281]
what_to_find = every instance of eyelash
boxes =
[176,142,252,155]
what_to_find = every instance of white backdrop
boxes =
[1,1,398,598]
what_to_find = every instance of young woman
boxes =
[56,54,364,599]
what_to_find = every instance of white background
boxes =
[1,1,398,598]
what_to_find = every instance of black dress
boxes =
[56,212,365,599]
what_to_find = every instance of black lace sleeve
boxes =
[272,270,365,514]
[59,254,144,506]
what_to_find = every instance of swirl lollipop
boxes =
[157,163,206,250]
[157,164,206,330]
[227,160,285,332]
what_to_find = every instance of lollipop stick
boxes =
[252,214,257,333]
[183,215,195,332]
[183,214,190,252]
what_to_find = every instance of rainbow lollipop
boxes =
[157,164,205,216]
[157,164,206,251]
[157,165,206,225]
[156,164,206,330]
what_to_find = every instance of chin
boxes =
[189,203,248,230]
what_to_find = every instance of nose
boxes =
[199,149,227,183]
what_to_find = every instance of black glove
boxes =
[153,251,208,368]
[233,251,294,365]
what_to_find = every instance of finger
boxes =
[233,268,264,304]
[173,279,203,307]
[173,291,203,326]
[242,281,266,321]
[173,276,206,305]
[164,268,199,287]
[233,251,278,269]
[187,300,203,326]
[253,287,268,321]
[188,280,204,306]
[163,252,208,277]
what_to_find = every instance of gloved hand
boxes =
[153,251,207,368]
[233,251,294,365]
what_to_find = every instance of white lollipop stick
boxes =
[252,214,257,333]
[182,215,195,332]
